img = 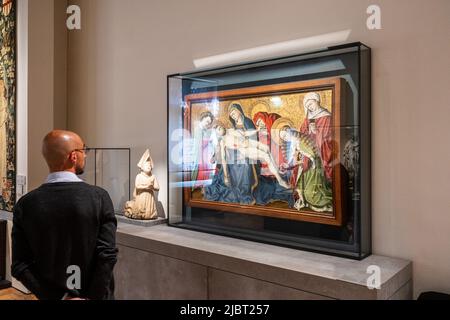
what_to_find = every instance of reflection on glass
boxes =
[79,148,130,214]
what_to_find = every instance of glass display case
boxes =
[167,42,371,259]
[79,148,131,214]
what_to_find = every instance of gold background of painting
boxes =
[190,90,333,128]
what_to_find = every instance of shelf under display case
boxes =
[167,42,371,259]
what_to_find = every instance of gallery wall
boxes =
[66,0,450,297]
[27,0,68,190]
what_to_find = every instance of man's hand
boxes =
[63,293,87,300]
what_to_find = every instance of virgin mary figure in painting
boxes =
[204,102,259,205]
[299,92,333,182]
[272,118,333,212]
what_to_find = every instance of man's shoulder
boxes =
[88,184,110,197]
[15,188,38,207]
[77,184,112,202]
[17,183,109,203]
[13,186,51,212]
[55,182,111,198]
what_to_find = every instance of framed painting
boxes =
[183,77,345,226]
[0,0,15,212]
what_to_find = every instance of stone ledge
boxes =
[117,223,412,300]
[0,211,13,221]
[115,215,167,227]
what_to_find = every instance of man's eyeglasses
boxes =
[72,147,91,155]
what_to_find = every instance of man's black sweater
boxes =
[11,182,118,300]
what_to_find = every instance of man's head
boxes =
[42,130,87,175]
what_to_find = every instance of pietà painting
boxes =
[0,0,15,211]
[183,77,345,226]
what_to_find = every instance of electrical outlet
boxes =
[16,175,27,200]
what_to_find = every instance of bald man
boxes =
[11,130,118,300]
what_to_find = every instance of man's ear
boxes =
[69,151,77,164]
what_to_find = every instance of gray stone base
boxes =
[115,224,413,300]
[0,211,13,221]
[115,214,167,227]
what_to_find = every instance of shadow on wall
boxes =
[156,197,166,219]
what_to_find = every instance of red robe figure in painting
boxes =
[252,112,284,176]
[299,92,333,182]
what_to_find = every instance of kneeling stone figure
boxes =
[124,149,160,220]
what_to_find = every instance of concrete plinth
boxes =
[115,223,413,300]
[115,215,167,227]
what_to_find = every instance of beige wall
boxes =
[27,0,68,190]
[53,0,68,130]
[27,0,53,190]
[66,0,450,297]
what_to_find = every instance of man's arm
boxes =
[86,190,118,300]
